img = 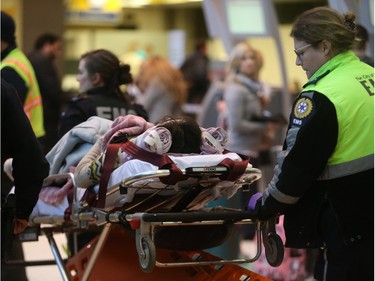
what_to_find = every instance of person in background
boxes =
[206,42,281,260]
[1,79,50,281]
[180,38,211,104]
[353,24,374,67]
[135,56,187,123]
[248,7,373,281]
[59,48,148,137]
[223,42,277,165]
[0,11,45,143]
[28,33,65,154]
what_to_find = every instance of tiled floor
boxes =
[22,233,67,281]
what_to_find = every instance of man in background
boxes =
[28,33,65,153]
[180,38,211,104]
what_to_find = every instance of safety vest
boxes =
[1,48,45,138]
[303,51,374,180]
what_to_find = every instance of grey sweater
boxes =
[223,74,267,158]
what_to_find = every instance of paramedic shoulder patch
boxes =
[292,97,314,127]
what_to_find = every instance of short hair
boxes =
[34,33,60,50]
[195,38,207,52]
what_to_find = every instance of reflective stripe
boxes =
[3,58,38,111]
[323,248,328,281]
[266,183,300,205]
[4,58,33,86]
[318,154,374,180]
[2,49,45,138]
[23,96,42,114]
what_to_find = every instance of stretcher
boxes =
[3,116,284,280]
[16,157,284,281]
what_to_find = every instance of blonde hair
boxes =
[136,56,187,106]
[226,42,263,80]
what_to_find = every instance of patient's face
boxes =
[76,58,95,93]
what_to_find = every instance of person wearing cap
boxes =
[0,11,45,142]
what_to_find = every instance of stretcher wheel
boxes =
[137,236,156,273]
[265,232,284,267]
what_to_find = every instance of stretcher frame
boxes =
[21,164,284,281]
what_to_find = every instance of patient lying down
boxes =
[29,115,248,220]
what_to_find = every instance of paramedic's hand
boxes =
[13,218,29,235]
[247,192,263,213]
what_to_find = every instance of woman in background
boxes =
[135,56,187,123]
[223,42,276,162]
[59,49,147,137]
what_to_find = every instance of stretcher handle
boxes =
[139,210,257,223]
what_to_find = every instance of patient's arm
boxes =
[75,138,104,188]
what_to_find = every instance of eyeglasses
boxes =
[294,44,312,60]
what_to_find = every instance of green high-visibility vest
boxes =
[1,48,45,138]
[303,51,374,180]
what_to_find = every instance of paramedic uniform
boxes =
[251,51,374,280]
[1,47,45,138]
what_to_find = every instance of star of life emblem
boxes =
[293,97,313,119]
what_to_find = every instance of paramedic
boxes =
[59,49,148,137]
[248,7,374,281]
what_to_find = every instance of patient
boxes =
[74,115,202,189]
[30,114,235,215]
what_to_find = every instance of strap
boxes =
[96,140,185,207]
[218,150,250,181]
[96,142,121,208]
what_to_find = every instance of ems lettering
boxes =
[292,119,302,125]
[97,106,129,119]
[96,106,112,119]
[359,78,374,96]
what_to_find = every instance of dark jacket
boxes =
[28,50,64,152]
[180,51,210,103]
[59,86,147,137]
[1,79,49,219]
[252,53,374,249]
